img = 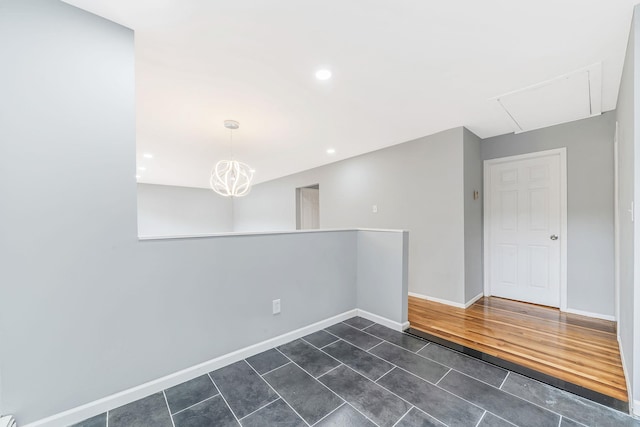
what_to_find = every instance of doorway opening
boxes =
[296,184,320,230]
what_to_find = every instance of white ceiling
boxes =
[63,0,637,188]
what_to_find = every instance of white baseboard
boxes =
[563,307,616,321]
[23,309,358,427]
[464,292,484,308]
[633,400,640,419]
[408,291,468,309]
[356,309,409,331]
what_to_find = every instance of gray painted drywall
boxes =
[357,231,409,323]
[0,1,408,423]
[137,183,233,236]
[481,112,616,317]
[463,129,484,301]
[234,128,468,305]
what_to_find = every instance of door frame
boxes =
[483,147,568,310]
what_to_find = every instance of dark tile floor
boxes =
[72,317,640,427]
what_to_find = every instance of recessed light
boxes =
[326,148,336,155]
[143,153,153,159]
[315,69,332,80]
[138,166,146,171]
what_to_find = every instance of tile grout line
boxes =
[364,365,453,427]
[171,394,218,416]
[388,338,514,391]
[344,320,374,330]
[367,341,385,352]
[499,371,510,389]
[361,323,375,331]
[316,363,344,380]
[390,406,414,427]
[237,397,280,422]
[441,369,568,421]
[558,416,563,427]
[318,338,340,349]
[344,402,383,427]
[309,402,345,427]
[435,368,452,386]
[490,412,518,427]
[273,347,383,427]
[300,336,338,350]
[260,361,292,377]
[244,359,312,427]
[415,342,430,353]
[321,337,400,372]
[374,364,398,383]
[474,411,487,427]
[105,411,109,427]
[162,391,176,427]
[207,373,243,425]
[373,361,490,421]
[339,322,386,342]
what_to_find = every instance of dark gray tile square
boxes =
[278,339,340,377]
[71,413,106,427]
[501,373,640,427]
[323,339,394,381]
[210,360,277,419]
[370,341,449,383]
[319,365,411,427]
[164,375,218,414]
[343,317,375,330]
[438,370,559,427]
[478,412,515,427]
[303,330,339,348]
[263,361,343,425]
[246,348,290,374]
[364,324,427,352]
[325,323,382,350]
[418,343,507,387]
[376,367,484,427]
[108,392,173,427]
[315,404,376,427]
[395,407,446,427]
[172,395,238,427]
[240,399,306,427]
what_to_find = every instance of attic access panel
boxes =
[493,63,602,133]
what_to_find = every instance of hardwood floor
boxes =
[408,296,628,404]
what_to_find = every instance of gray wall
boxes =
[463,129,484,301]
[0,1,407,423]
[137,183,233,236]
[357,231,409,324]
[617,4,638,409]
[234,128,469,305]
[481,112,617,316]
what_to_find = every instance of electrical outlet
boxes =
[272,299,281,315]
[372,204,378,213]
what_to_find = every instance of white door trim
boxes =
[483,147,568,310]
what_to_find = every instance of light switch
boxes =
[372,205,378,213]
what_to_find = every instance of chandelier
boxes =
[210,120,254,197]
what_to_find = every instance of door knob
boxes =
[550,235,558,240]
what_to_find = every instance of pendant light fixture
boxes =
[210,120,254,197]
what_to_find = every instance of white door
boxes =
[298,187,319,230]
[485,149,566,307]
